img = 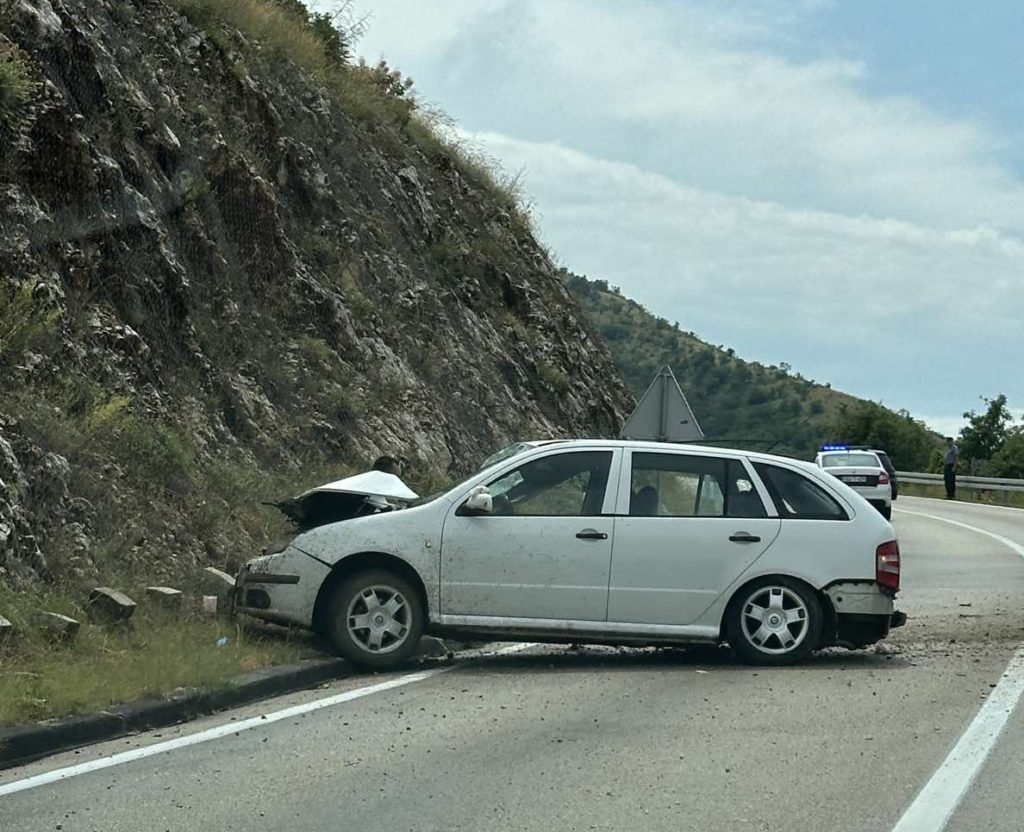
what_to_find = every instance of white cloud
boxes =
[317,0,1024,423]
[917,415,968,439]
[461,130,1024,418]
[348,0,1024,234]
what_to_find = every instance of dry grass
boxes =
[170,0,531,226]
[174,0,331,75]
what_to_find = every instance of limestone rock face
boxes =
[0,0,633,587]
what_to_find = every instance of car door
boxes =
[439,448,619,622]
[607,451,781,626]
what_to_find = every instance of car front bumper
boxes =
[233,547,330,629]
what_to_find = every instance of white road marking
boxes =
[0,643,534,798]
[894,508,1024,559]
[891,507,1024,831]
[891,647,1024,832]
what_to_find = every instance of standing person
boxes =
[943,437,959,499]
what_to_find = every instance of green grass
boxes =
[0,282,60,368]
[0,45,35,112]
[899,482,1024,509]
[0,586,315,726]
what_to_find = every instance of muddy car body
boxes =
[236,440,904,667]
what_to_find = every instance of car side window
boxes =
[484,451,613,517]
[725,460,769,518]
[630,454,767,518]
[752,463,849,520]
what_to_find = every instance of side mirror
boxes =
[463,486,493,515]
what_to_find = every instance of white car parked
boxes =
[235,440,905,667]
[815,447,893,519]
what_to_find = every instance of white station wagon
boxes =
[235,440,905,667]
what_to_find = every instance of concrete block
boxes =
[36,611,81,642]
[146,586,183,611]
[88,587,137,623]
[201,595,219,616]
[0,613,13,644]
[202,568,235,618]
[202,566,235,595]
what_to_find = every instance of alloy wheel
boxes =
[346,584,411,654]
[739,585,810,655]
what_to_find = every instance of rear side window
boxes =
[629,454,767,518]
[875,453,895,475]
[753,464,849,521]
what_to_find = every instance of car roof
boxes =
[520,438,822,472]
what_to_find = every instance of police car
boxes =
[814,445,893,519]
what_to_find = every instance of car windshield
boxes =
[410,442,535,506]
[821,453,880,468]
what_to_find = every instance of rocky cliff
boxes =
[0,0,633,586]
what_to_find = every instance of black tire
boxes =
[326,570,424,669]
[880,504,892,520]
[726,576,823,665]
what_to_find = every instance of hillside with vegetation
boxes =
[0,0,633,590]
[566,273,938,467]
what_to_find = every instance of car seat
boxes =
[631,485,660,516]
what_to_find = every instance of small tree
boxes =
[958,394,1012,464]
[827,401,936,470]
[989,429,1024,479]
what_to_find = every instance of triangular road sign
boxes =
[620,365,704,442]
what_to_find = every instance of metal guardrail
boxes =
[896,471,1024,494]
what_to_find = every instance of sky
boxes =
[313,0,1024,436]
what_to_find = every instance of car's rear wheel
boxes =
[326,570,424,669]
[880,504,892,520]
[727,577,822,665]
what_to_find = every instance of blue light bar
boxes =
[820,444,848,451]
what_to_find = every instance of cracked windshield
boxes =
[3,1,1024,830]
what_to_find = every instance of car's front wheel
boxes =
[326,570,424,669]
[727,577,822,665]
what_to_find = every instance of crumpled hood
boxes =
[271,471,420,530]
[297,470,419,502]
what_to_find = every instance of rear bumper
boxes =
[849,484,892,505]
[823,581,894,616]
[823,582,902,647]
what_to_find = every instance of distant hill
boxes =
[565,272,928,461]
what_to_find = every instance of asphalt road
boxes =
[2,495,1023,831]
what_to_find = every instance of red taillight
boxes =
[878,472,890,485]
[876,540,900,590]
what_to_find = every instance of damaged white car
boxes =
[235,440,905,668]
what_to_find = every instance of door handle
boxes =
[576,529,608,540]
[729,532,761,543]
